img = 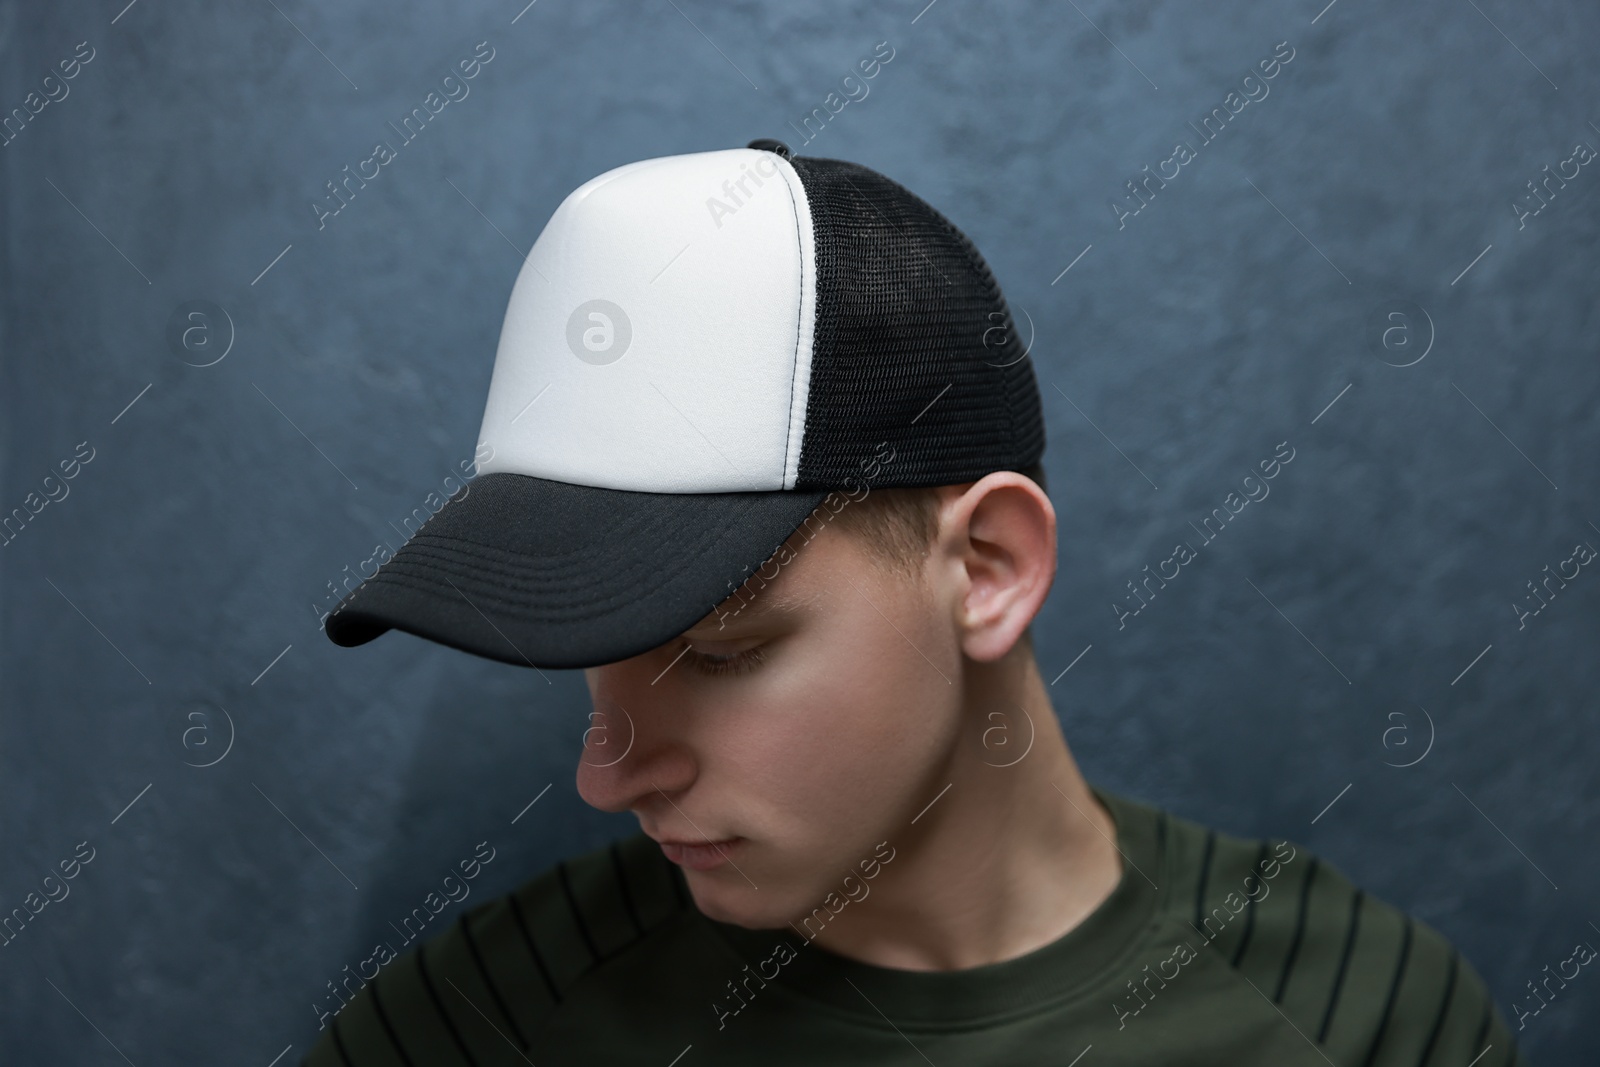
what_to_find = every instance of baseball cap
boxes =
[323,138,1045,669]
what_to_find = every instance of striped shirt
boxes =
[302,785,1527,1066]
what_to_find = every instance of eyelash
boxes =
[684,643,767,676]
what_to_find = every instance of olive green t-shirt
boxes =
[301,785,1528,1066]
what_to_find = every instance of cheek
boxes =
[684,585,963,926]
[729,595,960,848]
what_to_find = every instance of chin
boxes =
[686,881,785,930]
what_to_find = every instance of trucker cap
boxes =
[322,138,1046,669]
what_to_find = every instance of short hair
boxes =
[829,461,1050,578]
[826,461,1049,655]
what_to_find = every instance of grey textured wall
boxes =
[2,0,1595,1062]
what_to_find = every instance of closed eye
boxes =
[683,642,767,677]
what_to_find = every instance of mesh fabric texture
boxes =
[786,154,1047,490]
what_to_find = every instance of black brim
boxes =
[323,472,830,669]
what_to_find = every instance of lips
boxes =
[656,836,743,872]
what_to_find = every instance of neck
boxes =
[795,642,1123,970]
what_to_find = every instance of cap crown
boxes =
[473,145,1044,494]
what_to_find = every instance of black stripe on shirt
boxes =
[1229,841,1271,968]
[1358,914,1413,1067]
[1415,946,1459,1067]
[416,941,479,1066]
[610,841,645,937]
[1193,829,1217,931]
[558,860,603,964]
[507,890,563,1006]
[1316,888,1365,1043]
[456,912,529,1049]
[329,1014,357,1067]
[1273,855,1319,1004]
[368,971,421,1067]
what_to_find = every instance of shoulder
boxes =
[300,829,693,1067]
[1143,800,1530,1067]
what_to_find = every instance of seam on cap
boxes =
[778,159,802,490]
[325,497,453,625]
[358,492,802,625]
[771,152,815,492]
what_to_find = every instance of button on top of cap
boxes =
[746,138,791,159]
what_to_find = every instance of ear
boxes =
[939,472,1056,661]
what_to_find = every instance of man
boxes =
[310,140,1525,1065]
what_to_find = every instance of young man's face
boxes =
[577,510,969,929]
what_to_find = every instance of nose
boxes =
[574,654,698,816]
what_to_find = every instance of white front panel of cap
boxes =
[473,147,816,493]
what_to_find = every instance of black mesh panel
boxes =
[786,154,1047,490]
